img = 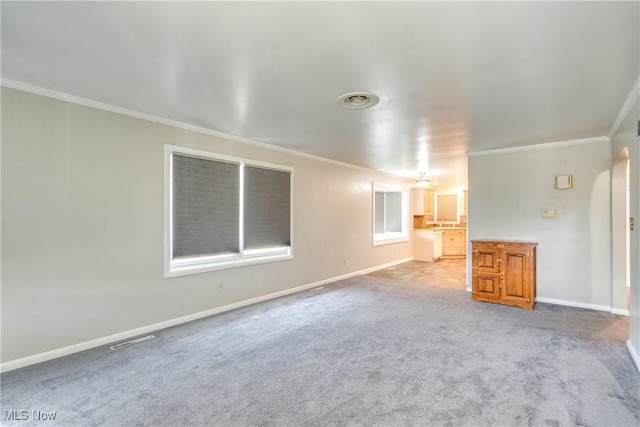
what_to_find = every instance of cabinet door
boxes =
[472,273,501,302]
[472,243,501,302]
[472,243,500,274]
[424,190,435,216]
[501,245,535,308]
[452,234,466,252]
[412,189,425,215]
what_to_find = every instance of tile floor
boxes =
[367,258,467,291]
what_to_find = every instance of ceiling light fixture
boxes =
[416,172,430,187]
[337,91,380,109]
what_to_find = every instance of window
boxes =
[372,183,409,245]
[165,145,293,277]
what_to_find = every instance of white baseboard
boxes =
[357,257,414,275]
[535,297,611,312]
[533,297,629,316]
[627,340,640,373]
[611,308,630,316]
[0,257,413,373]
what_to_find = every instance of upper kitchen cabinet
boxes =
[412,188,435,217]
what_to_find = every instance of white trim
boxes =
[609,76,640,140]
[372,183,410,246]
[610,308,630,316]
[0,257,413,373]
[627,340,640,373]
[467,136,610,157]
[0,79,410,182]
[535,297,610,312]
[164,145,294,277]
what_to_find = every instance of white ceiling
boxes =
[2,1,638,187]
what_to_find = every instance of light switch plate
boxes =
[542,209,556,218]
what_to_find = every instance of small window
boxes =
[372,183,409,246]
[165,145,293,277]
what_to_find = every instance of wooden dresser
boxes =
[471,240,537,310]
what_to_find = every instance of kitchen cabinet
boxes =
[414,229,442,262]
[471,240,537,310]
[412,188,435,216]
[441,229,466,258]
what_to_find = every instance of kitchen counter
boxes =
[414,226,467,231]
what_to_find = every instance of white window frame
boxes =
[165,145,293,277]
[372,182,409,246]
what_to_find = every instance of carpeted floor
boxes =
[1,264,639,426]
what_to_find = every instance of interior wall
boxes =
[610,96,640,367]
[0,87,413,364]
[467,141,612,308]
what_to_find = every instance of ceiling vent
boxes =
[337,91,380,109]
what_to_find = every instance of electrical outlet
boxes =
[343,258,347,266]
[218,282,224,291]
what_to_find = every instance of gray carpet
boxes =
[2,274,639,426]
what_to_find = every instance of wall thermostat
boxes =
[542,209,556,218]
[555,175,573,189]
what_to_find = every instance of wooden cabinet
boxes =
[411,188,424,215]
[471,240,537,310]
[424,190,435,216]
[411,189,435,216]
[441,229,466,258]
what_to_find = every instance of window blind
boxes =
[172,154,240,258]
[243,166,291,250]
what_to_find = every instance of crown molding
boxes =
[1,79,411,183]
[467,136,610,157]
[609,76,640,140]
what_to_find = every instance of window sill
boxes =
[372,234,410,247]
[165,253,293,278]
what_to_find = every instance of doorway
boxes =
[612,148,630,314]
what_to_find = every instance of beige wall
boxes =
[0,87,413,364]
[468,141,612,308]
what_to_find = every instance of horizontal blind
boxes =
[243,166,291,250]
[172,154,239,258]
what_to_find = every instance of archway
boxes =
[611,147,630,314]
